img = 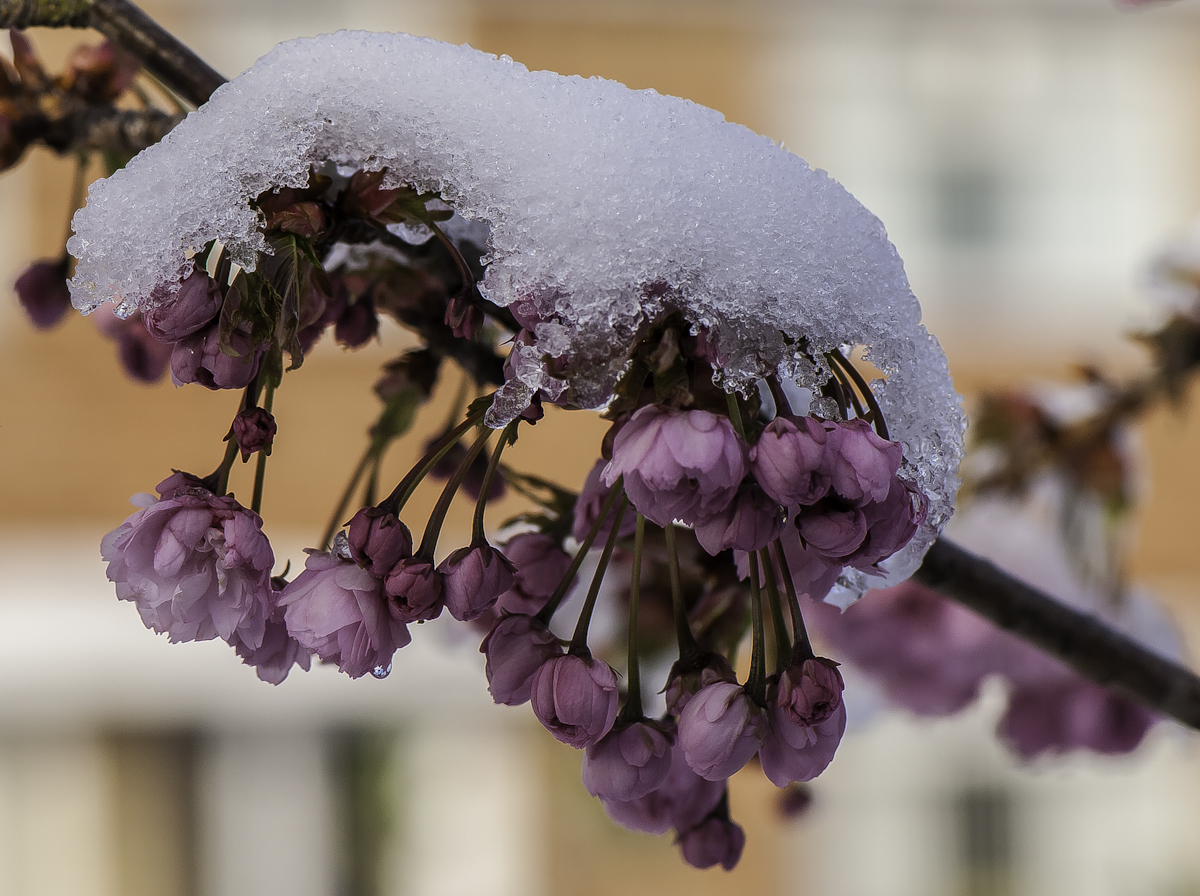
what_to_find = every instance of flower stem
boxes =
[320,443,375,550]
[830,348,889,440]
[665,522,703,662]
[378,403,489,516]
[724,391,747,441]
[471,420,518,545]
[415,427,492,560]
[772,538,815,663]
[618,513,647,723]
[759,547,791,673]
[746,552,767,704]
[250,380,274,516]
[536,476,624,625]
[569,496,628,656]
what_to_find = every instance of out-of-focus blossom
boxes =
[603,405,747,527]
[15,258,71,329]
[481,613,563,706]
[677,813,746,871]
[497,532,574,615]
[530,653,620,748]
[572,459,638,543]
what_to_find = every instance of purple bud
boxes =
[601,739,724,835]
[480,613,563,706]
[335,296,378,348]
[603,406,748,528]
[758,661,847,786]
[795,501,868,558]
[438,544,515,622]
[677,681,765,781]
[749,415,830,507]
[497,532,575,615]
[15,258,71,329]
[823,418,903,505]
[171,323,263,390]
[142,270,222,342]
[384,558,444,623]
[530,653,620,748]
[279,551,411,679]
[663,652,737,716]
[692,484,786,556]
[346,508,412,577]
[582,720,674,802]
[231,617,313,685]
[676,815,746,871]
[232,407,277,460]
[445,294,482,339]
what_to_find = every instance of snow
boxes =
[66,31,964,586]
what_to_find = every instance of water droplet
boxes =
[372,664,392,679]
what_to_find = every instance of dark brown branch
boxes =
[17,103,181,155]
[915,537,1200,731]
[0,0,225,105]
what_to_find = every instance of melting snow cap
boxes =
[66,31,964,590]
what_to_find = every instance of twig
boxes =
[0,0,226,106]
[915,537,1200,731]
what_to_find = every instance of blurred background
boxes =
[4,0,1200,893]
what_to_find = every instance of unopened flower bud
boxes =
[759,660,847,786]
[480,613,563,706]
[677,681,765,781]
[347,507,412,577]
[15,258,71,329]
[438,544,515,621]
[693,483,786,556]
[232,407,277,460]
[601,739,723,835]
[663,652,737,716]
[823,418,903,505]
[445,294,482,339]
[582,720,674,802]
[384,558,444,622]
[676,814,745,871]
[530,653,620,748]
[335,295,378,348]
[749,415,830,508]
[143,270,222,343]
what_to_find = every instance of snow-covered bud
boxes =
[823,418,903,505]
[346,507,412,577]
[480,613,563,706]
[530,653,620,748]
[603,406,748,528]
[749,415,830,508]
[232,407,277,460]
[142,270,222,343]
[677,681,766,781]
[438,544,515,622]
[582,720,673,802]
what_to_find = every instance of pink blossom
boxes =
[231,408,277,460]
[480,613,563,706]
[438,544,515,622]
[749,415,830,507]
[102,486,274,648]
[346,507,412,577]
[998,678,1155,759]
[692,484,786,556]
[663,652,737,716]
[171,323,263,390]
[15,258,71,329]
[603,406,748,527]
[279,551,411,679]
[582,720,673,802]
[231,617,312,685]
[142,270,222,342]
[822,418,903,504]
[677,681,765,781]
[530,653,620,748]
[384,558,444,622]
[758,661,847,786]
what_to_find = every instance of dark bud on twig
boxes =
[14,256,71,328]
[445,293,482,340]
[373,348,441,401]
[232,407,277,459]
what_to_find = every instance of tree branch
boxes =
[0,0,224,105]
[915,537,1200,731]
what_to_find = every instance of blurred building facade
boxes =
[2,0,1200,894]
